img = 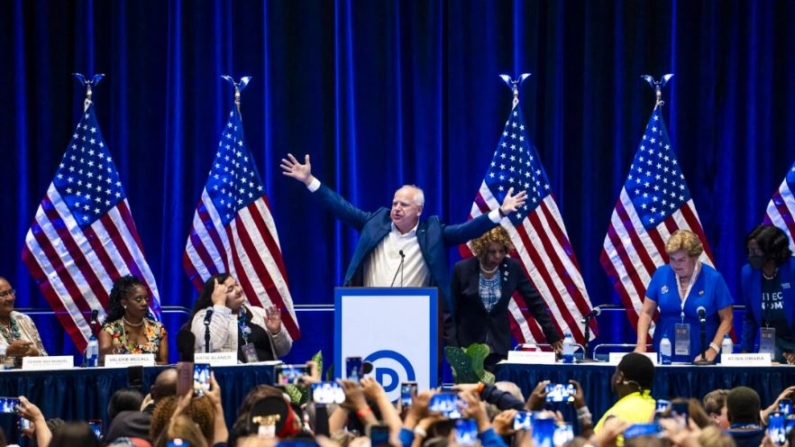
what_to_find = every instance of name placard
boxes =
[195,352,238,366]
[104,354,155,367]
[506,351,557,364]
[721,353,771,366]
[608,352,657,365]
[22,356,74,371]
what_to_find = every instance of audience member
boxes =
[594,353,656,434]
[725,386,764,447]
[703,389,730,429]
[99,275,168,364]
[109,388,145,422]
[48,421,101,447]
[189,273,292,362]
[141,368,178,414]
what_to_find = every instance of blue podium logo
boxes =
[364,350,416,393]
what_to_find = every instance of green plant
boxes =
[444,343,495,384]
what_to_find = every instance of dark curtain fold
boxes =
[3,0,795,360]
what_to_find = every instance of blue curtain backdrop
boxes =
[2,0,795,363]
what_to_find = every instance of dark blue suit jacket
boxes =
[451,257,561,355]
[741,257,795,352]
[311,183,498,327]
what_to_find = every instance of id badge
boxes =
[242,343,259,363]
[760,327,776,355]
[674,323,691,356]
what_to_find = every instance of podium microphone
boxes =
[390,250,406,287]
[694,306,711,365]
[203,307,214,353]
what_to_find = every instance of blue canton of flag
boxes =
[53,108,125,226]
[483,107,546,225]
[206,110,266,226]
[625,107,692,229]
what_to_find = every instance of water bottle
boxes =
[86,335,99,367]
[721,334,733,361]
[659,335,672,365]
[562,333,575,364]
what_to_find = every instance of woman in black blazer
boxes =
[451,226,562,369]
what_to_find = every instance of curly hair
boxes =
[746,224,793,266]
[104,275,145,325]
[150,394,215,442]
[470,226,514,257]
[153,414,208,447]
[189,273,233,320]
[665,229,704,258]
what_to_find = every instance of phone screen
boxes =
[553,423,574,446]
[780,399,793,416]
[0,398,19,414]
[19,418,32,431]
[769,413,786,446]
[544,383,575,403]
[454,419,478,446]
[311,382,345,404]
[513,411,533,431]
[400,382,417,408]
[345,357,363,380]
[88,419,102,439]
[655,399,671,413]
[531,414,556,447]
[127,365,144,391]
[671,401,689,426]
[624,423,661,439]
[193,363,211,396]
[275,364,308,385]
[429,392,465,419]
[369,424,390,446]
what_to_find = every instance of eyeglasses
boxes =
[0,289,15,298]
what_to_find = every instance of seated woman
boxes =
[98,275,168,365]
[189,273,292,362]
[0,276,47,366]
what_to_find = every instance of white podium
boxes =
[335,287,439,400]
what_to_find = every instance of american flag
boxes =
[600,105,714,331]
[764,161,795,253]
[22,100,161,351]
[183,107,300,340]
[461,102,596,344]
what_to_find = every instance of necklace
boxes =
[0,317,20,345]
[763,269,778,280]
[480,264,499,275]
[123,317,144,327]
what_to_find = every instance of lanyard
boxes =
[679,262,701,322]
[237,307,252,345]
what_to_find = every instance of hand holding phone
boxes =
[275,364,309,385]
[454,419,478,446]
[779,398,793,416]
[544,383,575,403]
[345,357,363,381]
[0,397,20,414]
[513,411,533,431]
[311,382,345,404]
[400,382,417,409]
[769,412,786,446]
